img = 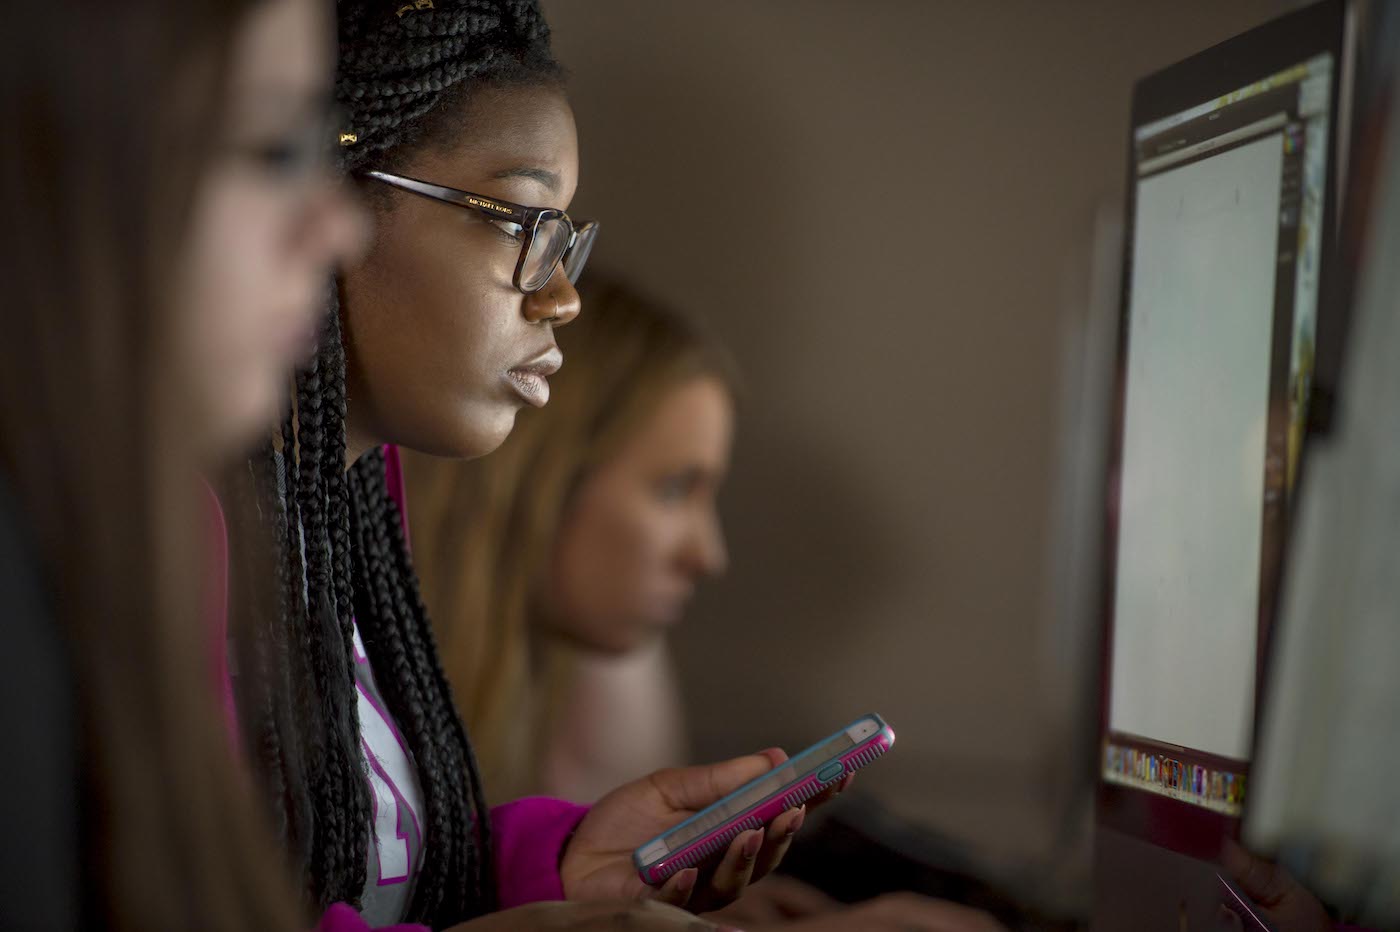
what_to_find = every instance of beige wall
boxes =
[543,0,1280,876]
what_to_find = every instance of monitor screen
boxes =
[1102,52,1335,816]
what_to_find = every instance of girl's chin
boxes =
[566,622,664,657]
[427,406,519,460]
[201,380,283,461]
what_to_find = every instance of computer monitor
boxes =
[1093,3,1348,929]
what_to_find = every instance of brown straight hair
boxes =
[405,272,739,800]
[0,1,303,928]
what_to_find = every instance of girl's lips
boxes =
[505,367,551,406]
[506,347,563,407]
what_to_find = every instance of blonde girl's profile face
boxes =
[544,376,734,654]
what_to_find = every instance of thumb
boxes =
[651,748,788,811]
[1221,837,1293,907]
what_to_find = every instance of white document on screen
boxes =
[1109,133,1284,760]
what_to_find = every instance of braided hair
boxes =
[336,0,563,175]
[229,2,564,925]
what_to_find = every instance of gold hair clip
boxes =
[396,0,434,16]
[339,132,359,146]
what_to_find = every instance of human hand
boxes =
[560,748,850,913]
[1219,838,1332,932]
[705,874,841,924]
[442,899,741,931]
[714,892,1007,931]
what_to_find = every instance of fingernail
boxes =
[742,829,764,859]
[785,806,807,837]
[676,867,698,894]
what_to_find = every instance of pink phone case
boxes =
[634,714,895,885]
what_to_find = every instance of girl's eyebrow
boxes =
[490,165,560,194]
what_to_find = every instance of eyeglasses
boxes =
[363,170,598,294]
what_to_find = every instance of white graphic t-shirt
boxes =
[352,625,427,926]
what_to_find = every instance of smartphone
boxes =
[633,713,896,885]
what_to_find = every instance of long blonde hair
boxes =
[404,273,738,799]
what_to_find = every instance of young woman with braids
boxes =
[220,1,832,930]
[0,0,362,927]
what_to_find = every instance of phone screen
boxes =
[660,731,856,849]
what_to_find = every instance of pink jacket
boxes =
[206,446,587,932]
